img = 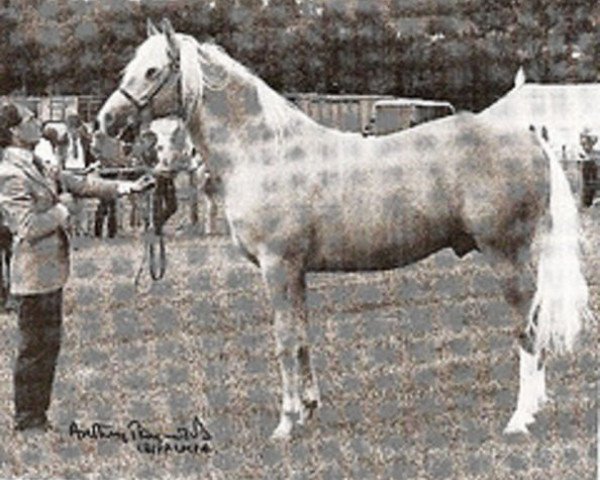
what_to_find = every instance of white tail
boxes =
[529,129,591,353]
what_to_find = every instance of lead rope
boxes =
[133,188,167,289]
[133,190,152,289]
[149,210,166,281]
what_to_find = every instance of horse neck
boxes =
[190,73,315,178]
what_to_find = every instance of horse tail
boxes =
[528,126,591,353]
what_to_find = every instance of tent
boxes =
[480,79,600,161]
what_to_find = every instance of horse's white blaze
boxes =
[530,132,591,353]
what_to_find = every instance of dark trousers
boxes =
[153,176,177,233]
[94,198,117,238]
[0,226,12,308]
[14,289,63,430]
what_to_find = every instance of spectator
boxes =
[63,114,94,236]
[579,128,599,207]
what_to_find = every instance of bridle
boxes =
[121,56,184,286]
[118,55,185,124]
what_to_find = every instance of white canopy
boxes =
[480,82,600,161]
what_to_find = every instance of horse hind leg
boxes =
[505,310,549,434]
[204,194,217,235]
[297,339,320,422]
[480,245,549,434]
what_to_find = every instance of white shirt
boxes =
[64,132,86,170]
[33,138,59,169]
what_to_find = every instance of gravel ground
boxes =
[0,203,597,479]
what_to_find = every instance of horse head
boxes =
[95,19,204,140]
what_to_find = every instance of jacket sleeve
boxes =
[60,172,122,200]
[0,174,67,242]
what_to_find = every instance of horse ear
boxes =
[161,18,179,61]
[147,18,160,37]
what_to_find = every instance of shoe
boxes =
[15,414,49,433]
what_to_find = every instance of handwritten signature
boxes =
[69,416,212,455]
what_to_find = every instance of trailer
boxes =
[286,93,394,134]
[363,98,455,136]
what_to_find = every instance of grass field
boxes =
[0,203,597,479]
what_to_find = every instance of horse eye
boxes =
[145,67,158,80]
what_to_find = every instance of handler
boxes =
[0,102,153,432]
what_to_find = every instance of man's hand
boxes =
[131,175,156,194]
[58,193,76,215]
[55,202,70,228]
[117,175,156,195]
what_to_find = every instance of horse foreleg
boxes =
[261,256,305,440]
[295,272,319,421]
[297,345,320,422]
[204,194,217,235]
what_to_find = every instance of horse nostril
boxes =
[93,119,100,131]
[104,112,114,126]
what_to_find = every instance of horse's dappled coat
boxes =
[95,21,590,439]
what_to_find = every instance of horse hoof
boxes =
[300,399,319,423]
[270,425,292,441]
[504,412,534,434]
[537,392,552,407]
[503,422,530,435]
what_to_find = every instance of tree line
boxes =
[1,0,599,112]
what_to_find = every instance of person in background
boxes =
[63,114,94,236]
[34,123,61,172]
[194,154,218,235]
[0,102,153,432]
[579,127,599,207]
[130,130,170,232]
[0,107,19,312]
[63,114,91,171]
[90,130,134,238]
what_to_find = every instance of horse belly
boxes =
[307,202,455,272]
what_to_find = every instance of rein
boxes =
[127,43,228,288]
[119,60,184,287]
[134,189,167,288]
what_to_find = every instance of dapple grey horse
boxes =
[95,19,590,440]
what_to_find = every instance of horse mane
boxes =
[190,38,316,133]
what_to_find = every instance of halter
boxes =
[122,57,186,287]
[118,55,184,122]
